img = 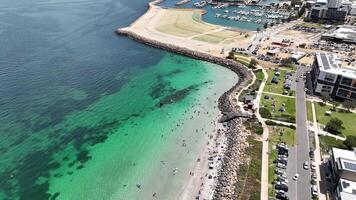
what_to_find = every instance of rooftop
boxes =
[316,53,356,79]
[322,25,356,43]
[332,148,356,163]
[338,178,356,200]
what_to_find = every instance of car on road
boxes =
[311,185,318,197]
[303,161,309,169]
[275,184,288,192]
[293,173,299,181]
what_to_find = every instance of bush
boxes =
[259,107,272,119]
[343,136,356,149]
[325,117,343,135]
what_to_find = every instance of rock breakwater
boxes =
[117,8,255,199]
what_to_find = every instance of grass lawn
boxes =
[268,126,296,197]
[319,136,347,153]
[263,68,295,96]
[306,101,313,122]
[255,69,264,81]
[314,103,356,137]
[260,94,296,123]
[236,136,262,200]
[239,69,264,102]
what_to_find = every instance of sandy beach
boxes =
[118,0,253,57]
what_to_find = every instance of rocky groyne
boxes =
[117,8,254,199]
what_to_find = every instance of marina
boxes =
[159,0,297,31]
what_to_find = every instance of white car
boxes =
[303,161,309,169]
[293,173,299,180]
[311,162,316,170]
[311,185,318,197]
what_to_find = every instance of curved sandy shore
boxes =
[116,0,255,199]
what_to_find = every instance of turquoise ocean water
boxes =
[0,0,237,199]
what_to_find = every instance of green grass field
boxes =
[263,69,295,96]
[260,94,296,123]
[314,103,356,137]
[319,135,347,153]
[236,136,262,200]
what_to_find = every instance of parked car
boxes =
[277,163,287,169]
[311,162,316,170]
[311,185,318,197]
[276,190,285,195]
[277,159,288,165]
[275,184,288,192]
[276,193,289,200]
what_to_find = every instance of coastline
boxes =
[116,0,255,199]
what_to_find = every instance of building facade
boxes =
[330,148,356,200]
[310,52,356,101]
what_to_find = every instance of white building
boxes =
[311,52,356,100]
[330,148,356,200]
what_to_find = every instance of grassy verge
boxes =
[268,126,296,198]
[260,94,296,123]
[238,69,264,102]
[235,136,262,200]
[314,103,356,136]
[306,101,313,122]
[319,136,347,153]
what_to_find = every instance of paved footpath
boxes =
[254,67,270,200]
[311,101,326,200]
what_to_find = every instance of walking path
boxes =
[263,91,296,99]
[253,66,270,200]
[311,101,327,200]
[307,97,356,113]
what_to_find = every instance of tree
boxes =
[343,135,356,149]
[325,117,343,135]
[249,58,258,69]
[342,100,355,112]
[256,27,261,32]
[320,93,331,104]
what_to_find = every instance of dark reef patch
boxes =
[76,150,91,164]
[49,192,60,200]
[156,85,199,107]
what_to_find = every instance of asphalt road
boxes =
[292,66,312,200]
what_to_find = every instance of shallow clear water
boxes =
[0,0,237,199]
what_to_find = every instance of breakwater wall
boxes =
[118,28,255,199]
[117,29,253,114]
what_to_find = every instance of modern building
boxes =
[309,0,347,22]
[310,52,356,101]
[330,148,356,200]
[321,25,356,44]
